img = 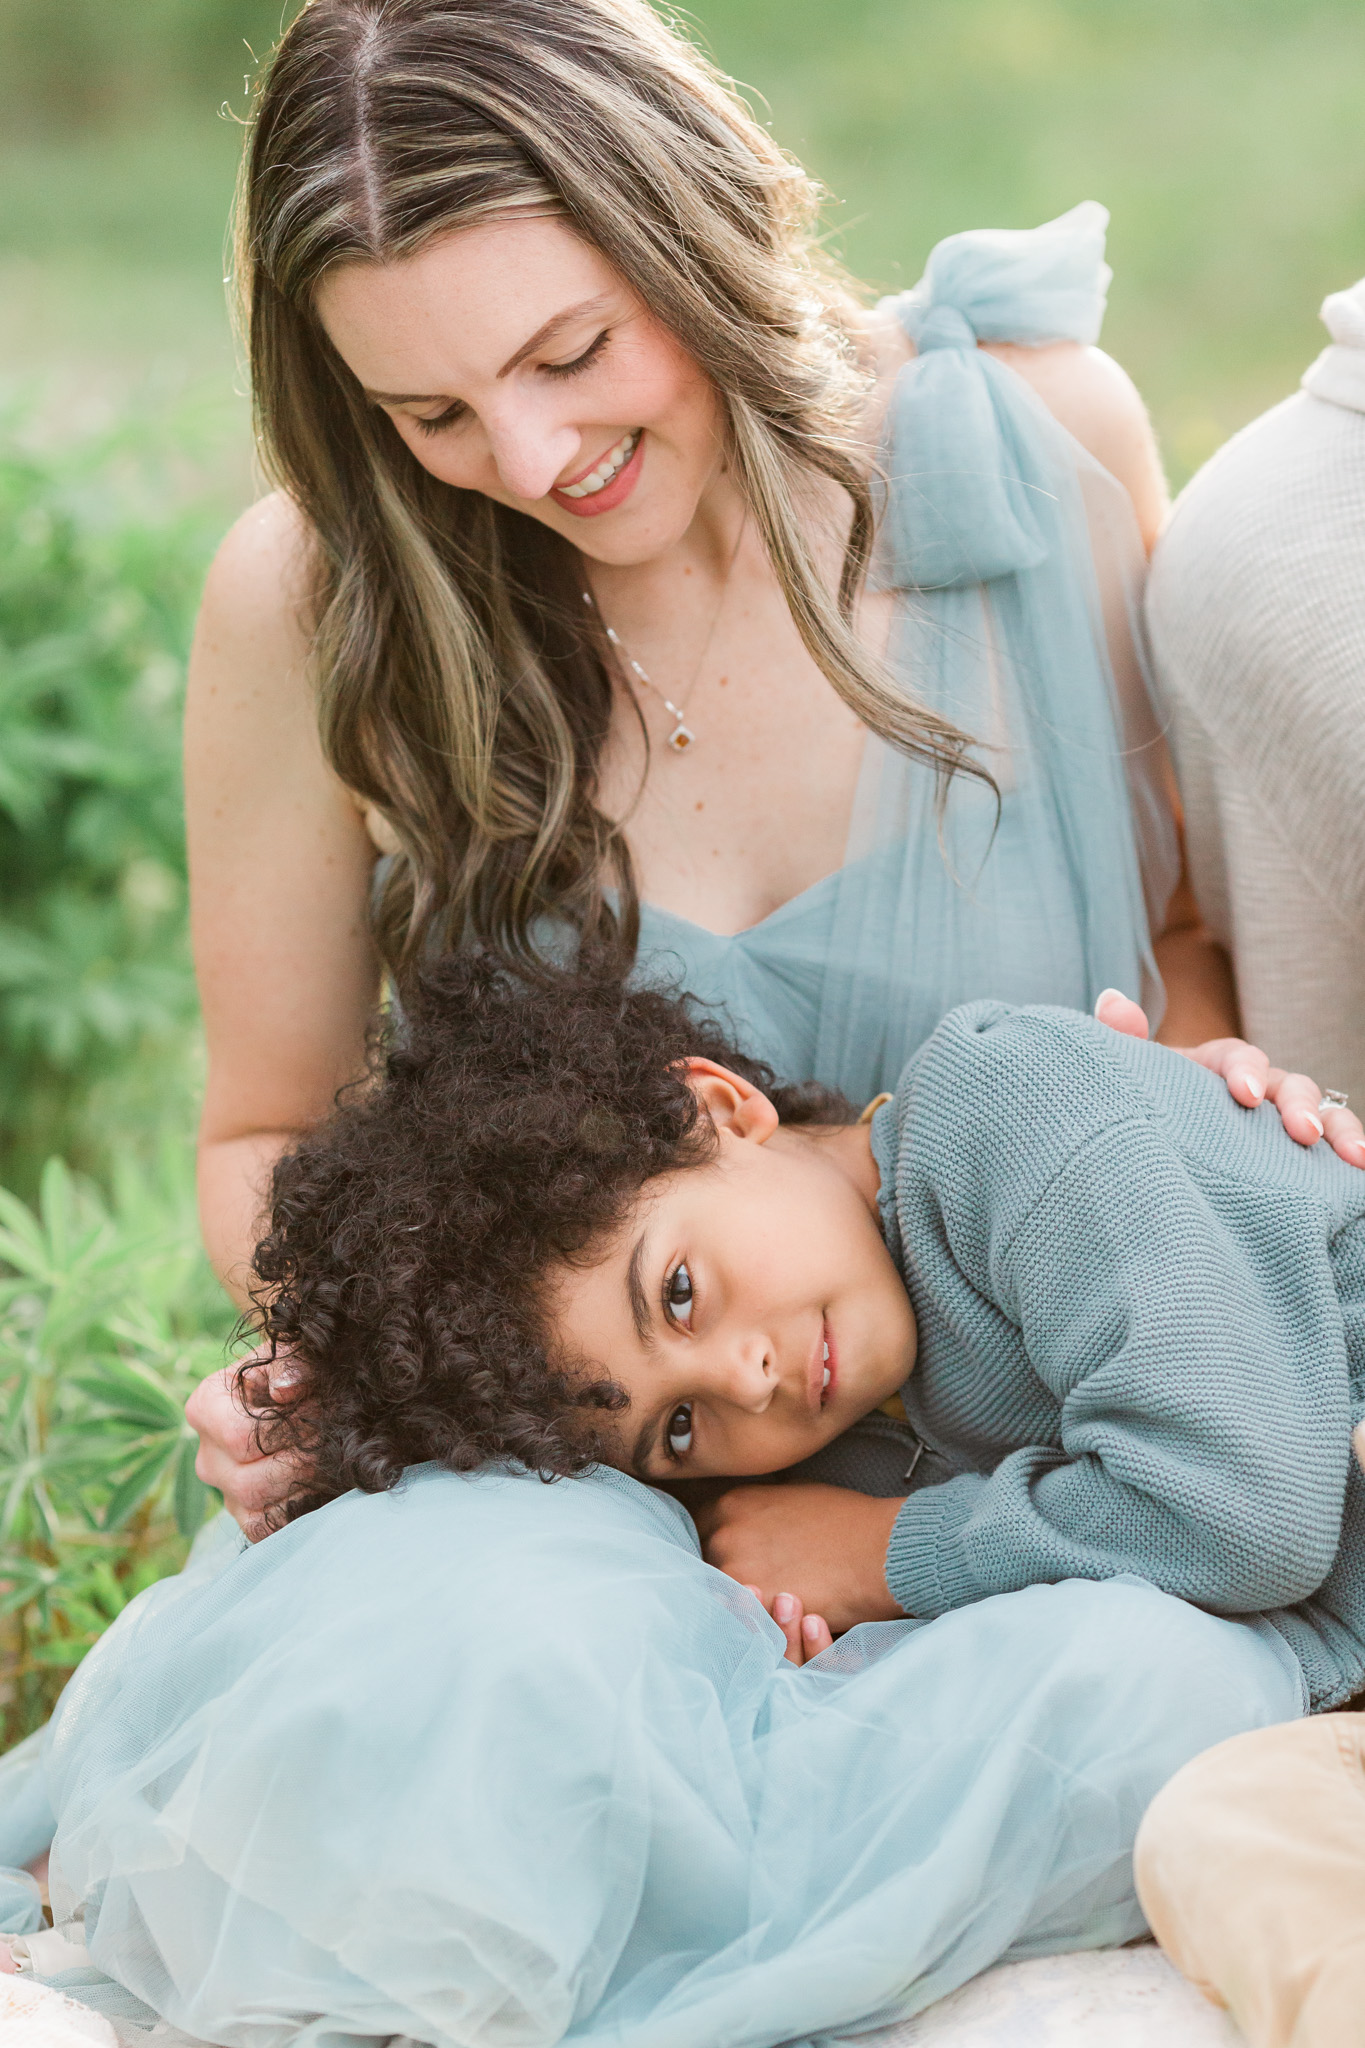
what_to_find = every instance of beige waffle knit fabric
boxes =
[1147,280,1365,1103]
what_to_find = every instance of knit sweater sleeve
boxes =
[883,1008,1349,1622]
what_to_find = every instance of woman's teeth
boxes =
[558,430,639,498]
[822,1340,830,1392]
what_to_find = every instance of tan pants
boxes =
[1134,1715,1365,2048]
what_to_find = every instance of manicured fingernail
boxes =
[1093,988,1123,1014]
[1306,1113,1324,1138]
[773,1592,797,1623]
[1238,1072,1264,1101]
[802,1614,822,1642]
[1352,1139,1365,1158]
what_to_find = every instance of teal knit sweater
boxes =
[873,1001,1365,1710]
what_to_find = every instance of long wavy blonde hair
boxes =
[238,0,975,983]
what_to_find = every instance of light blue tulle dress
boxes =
[18,1475,1303,2045]
[636,200,1179,1103]
[0,208,1299,2046]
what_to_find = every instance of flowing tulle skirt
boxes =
[34,1466,1300,2047]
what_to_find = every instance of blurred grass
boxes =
[2,0,1364,488]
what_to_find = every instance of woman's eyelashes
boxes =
[542,329,610,380]
[412,401,468,438]
[663,1261,694,1328]
[408,332,610,437]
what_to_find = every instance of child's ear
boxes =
[679,1058,780,1144]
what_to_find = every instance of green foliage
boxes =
[0,1154,235,1748]
[0,0,302,131]
[0,415,231,1751]
[0,417,210,1194]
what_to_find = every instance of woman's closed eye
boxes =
[542,328,610,380]
[664,1261,694,1327]
[409,332,609,438]
[412,400,469,438]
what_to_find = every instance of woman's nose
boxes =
[480,406,580,503]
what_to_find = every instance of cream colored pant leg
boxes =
[1134,1715,1365,2048]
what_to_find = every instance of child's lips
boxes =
[808,1318,836,1412]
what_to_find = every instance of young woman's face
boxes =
[315,214,727,566]
[545,1071,918,1483]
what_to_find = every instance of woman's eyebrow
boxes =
[362,296,615,405]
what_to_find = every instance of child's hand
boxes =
[696,1484,906,1635]
[743,1586,834,1664]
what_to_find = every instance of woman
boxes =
[187,0,1362,1541]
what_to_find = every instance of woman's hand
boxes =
[1094,989,1365,1167]
[185,1351,306,1543]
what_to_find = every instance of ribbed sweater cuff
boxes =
[885,1476,987,1619]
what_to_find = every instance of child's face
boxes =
[546,1063,917,1482]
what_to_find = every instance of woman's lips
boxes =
[550,429,644,518]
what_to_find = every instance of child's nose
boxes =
[712,1338,777,1413]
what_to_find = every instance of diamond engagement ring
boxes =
[1318,1089,1350,1114]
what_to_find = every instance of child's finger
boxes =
[801,1612,834,1658]
[772,1590,806,1663]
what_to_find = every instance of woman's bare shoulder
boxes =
[187,491,338,789]
[986,339,1169,549]
[198,490,319,658]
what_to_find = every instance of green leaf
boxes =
[172,1431,208,1540]
[101,1440,178,1532]
[74,1352,185,1431]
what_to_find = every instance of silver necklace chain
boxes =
[581,521,745,755]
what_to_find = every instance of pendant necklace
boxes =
[582,520,745,755]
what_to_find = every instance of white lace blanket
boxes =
[10,1945,1243,2046]
[844,1947,1243,2046]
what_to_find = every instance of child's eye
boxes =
[665,1402,694,1458]
[664,1262,694,1327]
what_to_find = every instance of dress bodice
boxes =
[638,202,1178,1104]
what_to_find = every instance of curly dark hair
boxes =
[246,952,854,1519]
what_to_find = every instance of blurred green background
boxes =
[0,0,1362,1737]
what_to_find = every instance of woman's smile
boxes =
[552,428,645,515]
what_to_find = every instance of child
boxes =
[251,952,1365,1709]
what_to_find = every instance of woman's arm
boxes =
[992,344,1235,1033]
[186,492,382,1302]
[985,338,1169,552]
